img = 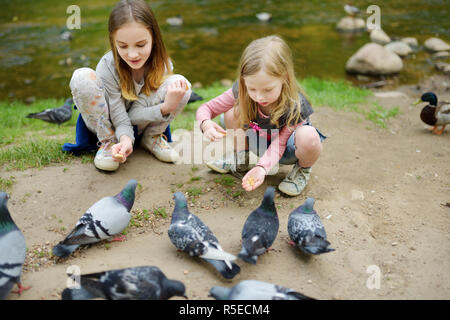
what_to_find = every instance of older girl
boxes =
[69,0,191,171]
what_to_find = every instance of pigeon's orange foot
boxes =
[287,240,296,247]
[111,235,126,242]
[11,283,31,296]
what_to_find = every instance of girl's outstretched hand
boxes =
[201,120,227,142]
[161,79,189,115]
[111,135,133,163]
[242,166,266,191]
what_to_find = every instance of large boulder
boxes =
[424,38,450,52]
[336,16,366,32]
[346,43,403,75]
[385,41,413,57]
[370,29,391,45]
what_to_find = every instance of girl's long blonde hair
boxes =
[237,35,309,129]
[108,0,172,101]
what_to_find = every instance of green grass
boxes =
[0,176,15,191]
[300,77,372,111]
[214,175,236,187]
[0,77,398,170]
[365,103,400,128]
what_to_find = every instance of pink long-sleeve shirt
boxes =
[196,89,304,173]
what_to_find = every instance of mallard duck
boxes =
[415,92,450,135]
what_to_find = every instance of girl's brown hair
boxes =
[237,35,309,129]
[108,0,172,101]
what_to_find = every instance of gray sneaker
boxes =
[278,163,311,196]
[206,150,251,174]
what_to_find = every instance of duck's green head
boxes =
[416,92,438,106]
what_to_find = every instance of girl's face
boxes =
[244,70,283,108]
[114,21,153,71]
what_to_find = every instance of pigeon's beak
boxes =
[413,99,422,105]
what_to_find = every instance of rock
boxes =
[166,15,183,27]
[193,82,203,89]
[346,43,403,75]
[256,12,272,22]
[431,51,450,60]
[220,79,233,87]
[401,37,418,48]
[336,16,366,32]
[25,96,36,104]
[435,62,450,75]
[385,41,413,57]
[424,37,450,52]
[24,79,33,85]
[374,91,408,99]
[370,29,391,45]
[60,31,72,41]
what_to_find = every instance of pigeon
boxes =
[0,192,31,299]
[52,179,138,258]
[188,91,203,104]
[209,280,314,300]
[287,197,335,255]
[61,266,187,300]
[168,192,240,279]
[238,187,279,264]
[26,97,73,125]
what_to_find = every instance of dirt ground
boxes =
[3,75,449,300]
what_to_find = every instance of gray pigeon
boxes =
[287,198,335,255]
[52,179,138,258]
[62,266,187,300]
[238,187,279,264]
[209,280,314,300]
[26,97,73,125]
[168,192,240,279]
[0,192,30,299]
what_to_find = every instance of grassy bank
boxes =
[0,77,399,173]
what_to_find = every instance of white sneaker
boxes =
[278,163,311,196]
[141,134,179,163]
[206,150,252,174]
[94,141,119,171]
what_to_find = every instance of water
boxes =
[0,0,449,101]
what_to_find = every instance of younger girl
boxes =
[196,35,325,196]
[68,0,191,171]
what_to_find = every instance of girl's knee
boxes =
[70,67,96,91]
[295,126,321,151]
[163,74,192,104]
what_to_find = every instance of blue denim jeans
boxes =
[246,121,326,165]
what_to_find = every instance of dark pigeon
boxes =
[168,192,240,279]
[52,179,138,258]
[209,280,315,300]
[287,197,335,255]
[238,187,279,264]
[26,97,73,125]
[62,266,187,300]
[188,91,203,104]
[0,192,30,299]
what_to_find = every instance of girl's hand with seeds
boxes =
[242,166,266,191]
